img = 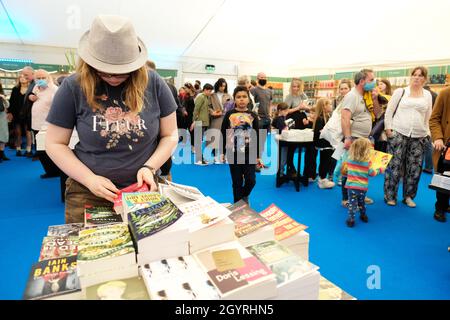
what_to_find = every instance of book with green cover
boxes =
[128,198,183,241]
[122,192,164,214]
[84,205,122,227]
[77,224,135,262]
[39,236,78,261]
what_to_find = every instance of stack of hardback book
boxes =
[247,240,320,300]
[193,241,277,300]
[140,255,220,300]
[77,224,138,288]
[259,204,310,261]
[228,200,275,247]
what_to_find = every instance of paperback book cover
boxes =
[370,150,392,171]
[128,198,183,241]
[23,255,81,300]
[166,180,205,200]
[39,236,78,261]
[259,204,308,241]
[246,241,318,285]
[77,224,135,262]
[47,223,84,237]
[113,182,149,213]
[84,205,122,226]
[122,192,164,213]
[195,242,273,296]
[177,196,232,232]
[141,255,220,300]
[228,200,270,238]
[85,276,150,300]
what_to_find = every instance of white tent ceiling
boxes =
[1,0,450,75]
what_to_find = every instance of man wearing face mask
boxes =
[31,69,60,178]
[340,69,378,206]
[250,72,272,170]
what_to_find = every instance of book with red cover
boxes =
[113,182,149,214]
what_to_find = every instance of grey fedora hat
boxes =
[78,15,148,74]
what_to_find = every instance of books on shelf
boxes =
[39,236,78,261]
[246,240,320,300]
[193,241,277,300]
[259,204,309,260]
[122,191,164,223]
[84,205,122,227]
[23,255,82,300]
[228,200,274,247]
[319,276,356,300]
[140,255,220,300]
[77,224,137,287]
[47,223,84,237]
[84,276,150,300]
[113,182,149,215]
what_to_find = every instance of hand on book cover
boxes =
[85,174,119,203]
[137,167,158,191]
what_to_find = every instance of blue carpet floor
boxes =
[0,138,449,300]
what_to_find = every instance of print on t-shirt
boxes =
[93,94,147,150]
[227,113,255,153]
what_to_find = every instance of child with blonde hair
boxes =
[341,138,384,227]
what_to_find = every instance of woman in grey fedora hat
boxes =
[45,15,178,223]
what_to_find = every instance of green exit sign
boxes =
[205,64,215,73]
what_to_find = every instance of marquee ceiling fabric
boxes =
[1,0,449,73]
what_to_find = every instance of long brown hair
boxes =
[76,59,148,113]
[313,98,331,129]
[379,79,392,95]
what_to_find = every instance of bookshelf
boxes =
[0,71,20,97]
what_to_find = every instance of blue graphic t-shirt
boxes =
[46,70,177,188]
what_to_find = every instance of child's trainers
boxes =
[346,217,355,227]
[360,213,369,223]
[318,178,335,189]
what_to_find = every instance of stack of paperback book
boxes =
[177,196,235,253]
[122,191,164,223]
[247,240,320,300]
[193,241,277,300]
[77,224,138,288]
[84,205,123,227]
[259,204,310,261]
[140,255,220,300]
[158,181,205,206]
[113,182,149,216]
[228,200,275,247]
[128,197,189,264]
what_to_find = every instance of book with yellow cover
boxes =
[370,150,392,171]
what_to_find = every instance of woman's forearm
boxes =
[46,143,96,186]
[144,134,178,171]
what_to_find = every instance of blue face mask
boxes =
[363,81,375,92]
[36,79,48,88]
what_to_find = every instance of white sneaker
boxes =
[318,178,335,189]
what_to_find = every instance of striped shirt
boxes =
[342,159,380,191]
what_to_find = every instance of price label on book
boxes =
[212,249,245,272]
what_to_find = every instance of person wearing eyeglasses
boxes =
[45,15,178,223]
[384,66,433,208]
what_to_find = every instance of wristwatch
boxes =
[140,165,157,175]
[344,136,352,140]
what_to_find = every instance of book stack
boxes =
[39,236,78,261]
[128,198,189,264]
[113,182,149,216]
[228,200,275,247]
[318,276,356,300]
[259,204,310,261]
[84,205,123,227]
[77,224,138,288]
[122,191,165,223]
[159,183,196,206]
[177,196,236,253]
[247,240,320,300]
[140,255,220,300]
[84,276,150,300]
[23,256,82,300]
[193,241,277,300]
